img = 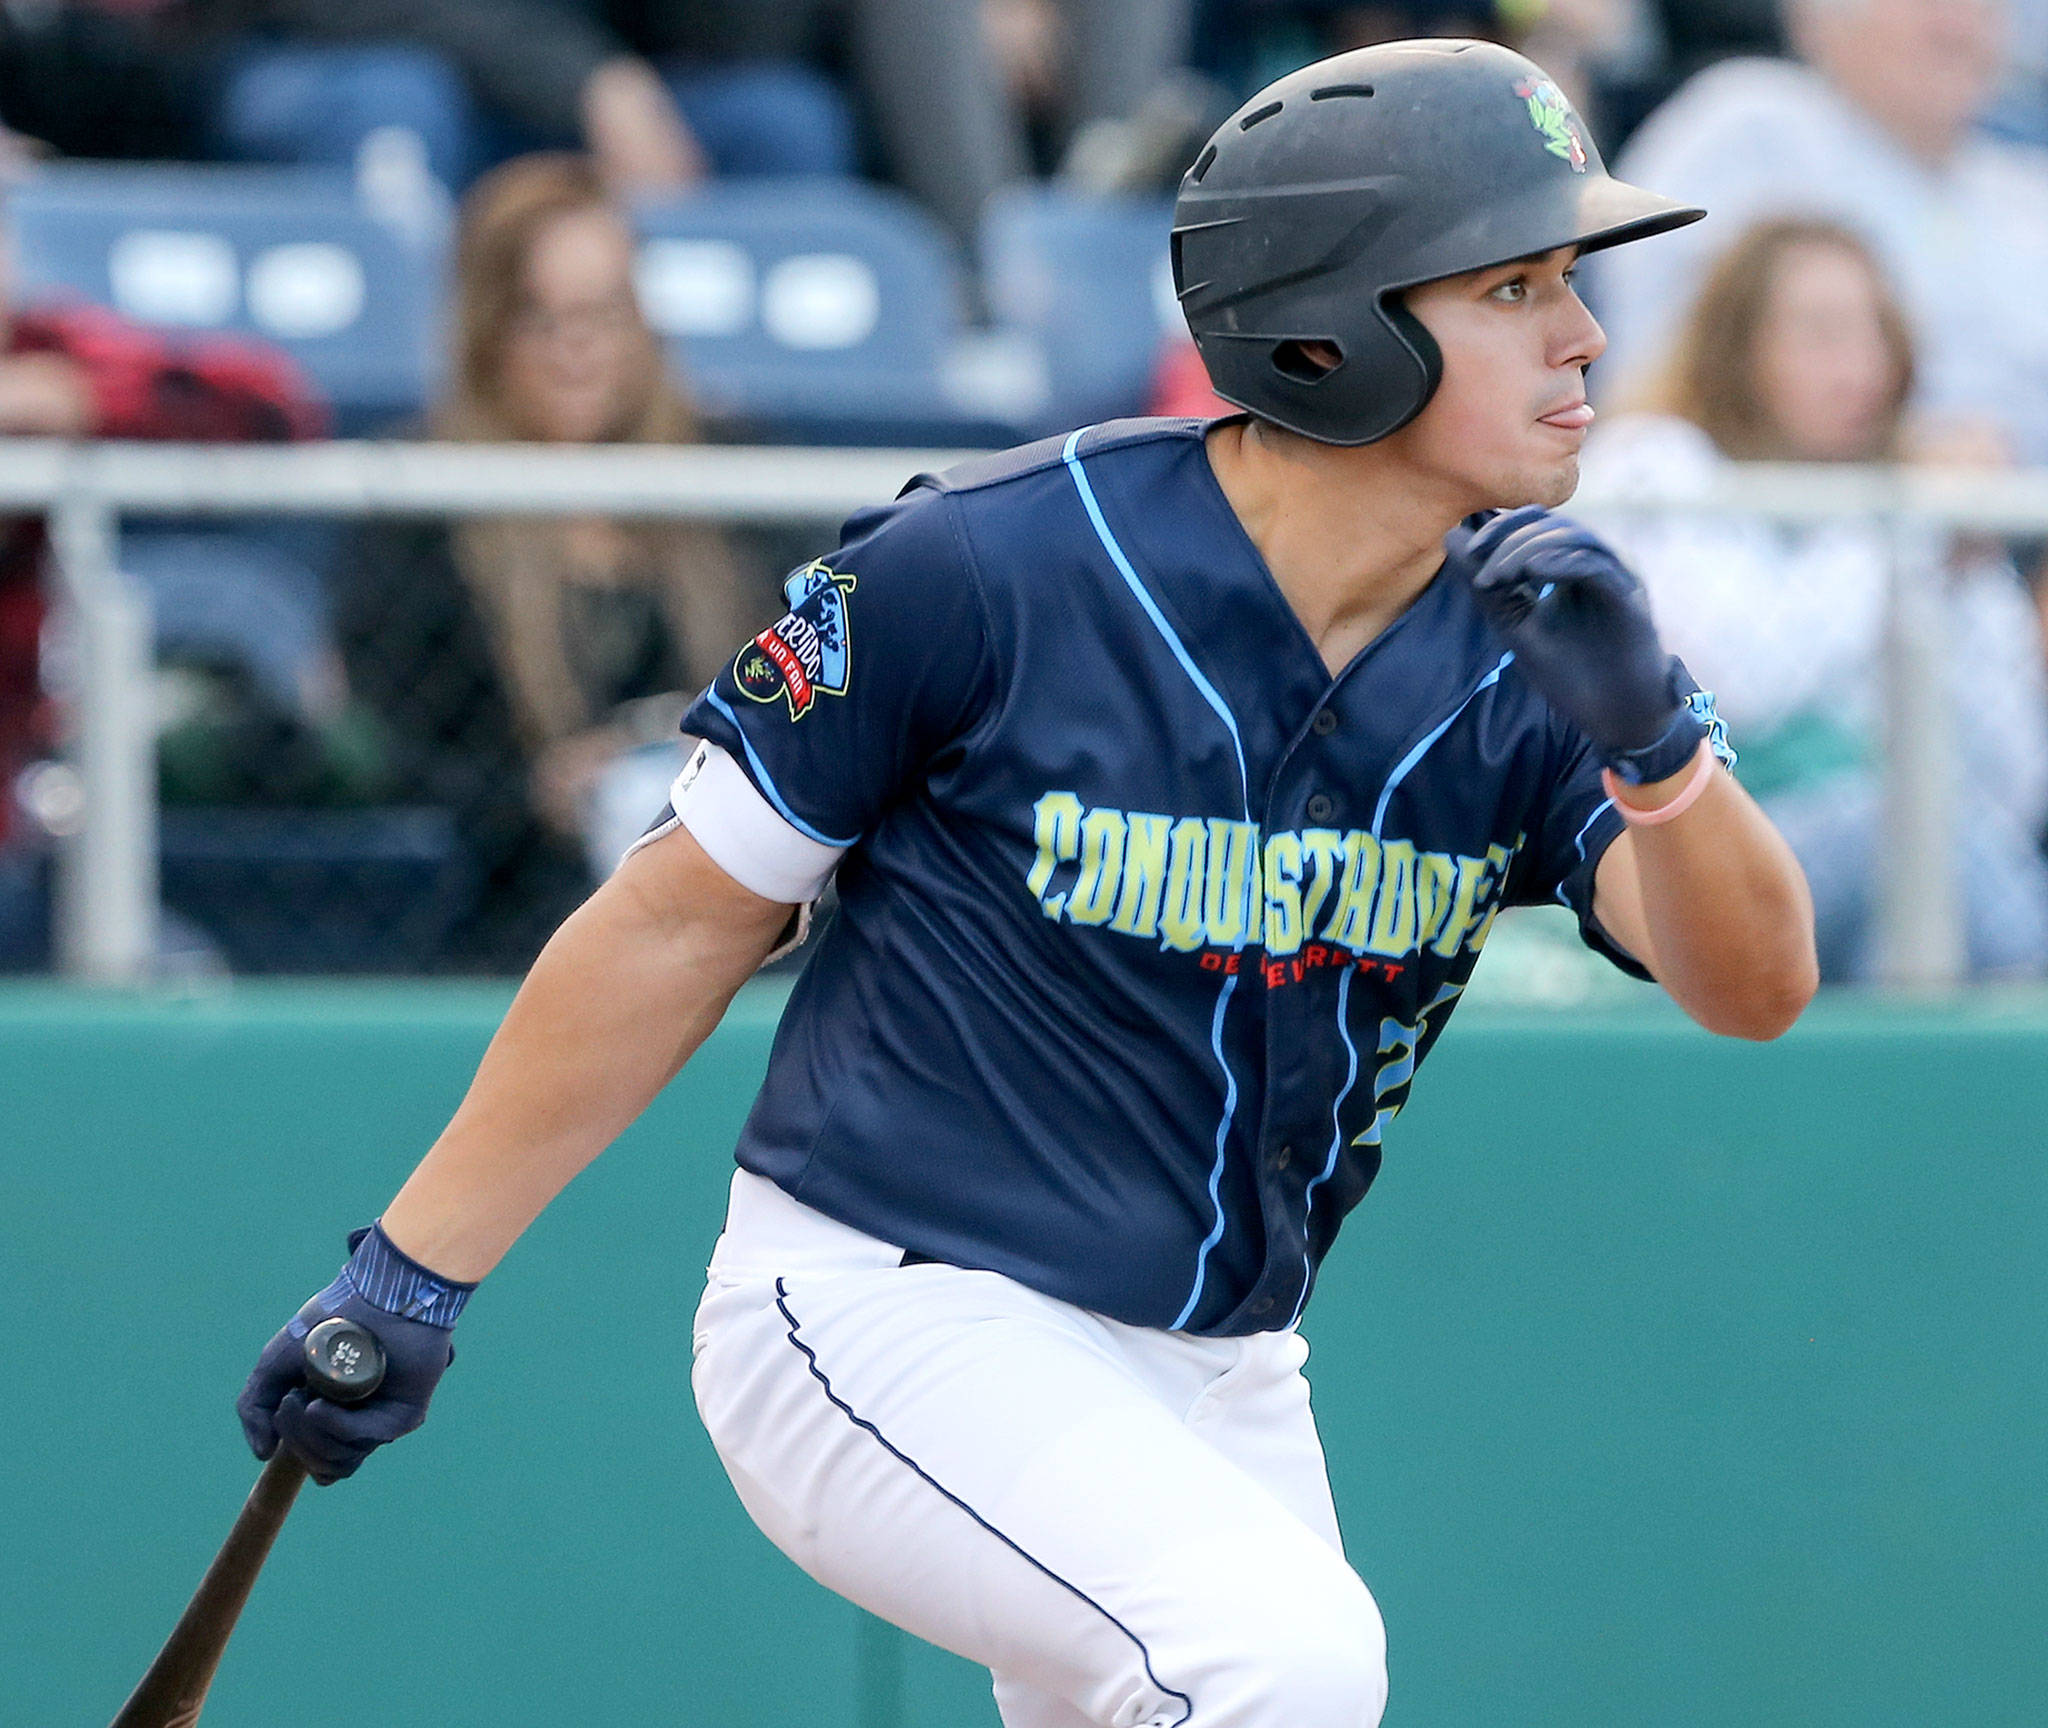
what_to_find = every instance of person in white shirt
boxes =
[1585,0,2048,465]
[1985,0,2048,144]
[1579,215,2048,980]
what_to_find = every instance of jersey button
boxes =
[1311,709,1339,737]
[1250,1296,1277,1316]
[1306,794,1336,822]
[1271,1144,1292,1171]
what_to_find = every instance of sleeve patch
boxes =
[735,560,859,720]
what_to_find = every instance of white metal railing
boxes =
[0,440,969,521]
[7,437,2048,986]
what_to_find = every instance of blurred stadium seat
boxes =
[159,807,466,973]
[5,162,444,434]
[978,188,1181,432]
[631,180,1029,446]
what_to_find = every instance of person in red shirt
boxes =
[1145,332,1229,420]
[0,282,328,856]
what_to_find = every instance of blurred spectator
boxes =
[1195,0,1658,137]
[1148,334,1230,418]
[191,0,854,195]
[1512,0,1659,119]
[1580,217,2048,981]
[0,2,203,163]
[1199,0,1493,91]
[0,213,328,965]
[1647,0,1785,75]
[1596,0,1785,147]
[1588,0,2048,466]
[1984,0,2048,145]
[337,155,760,968]
[849,0,1196,242]
[0,0,855,196]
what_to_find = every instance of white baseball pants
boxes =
[691,1171,1388,1728]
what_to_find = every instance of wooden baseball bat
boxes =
[108,1318,387,1728]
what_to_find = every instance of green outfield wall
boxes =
[5,981,2045,1728]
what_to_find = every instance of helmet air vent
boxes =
[1190,143,1218,182]
[1239,101,1283,130]
[1271,339,1342,384]
[1309,84,1375,100]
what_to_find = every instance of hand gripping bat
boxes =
[108,1318,387,1728]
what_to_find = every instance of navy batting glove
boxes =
[1458,507,1705,785]
[237,1222,473,1485]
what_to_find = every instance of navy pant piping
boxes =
[773,1277,1196,1726]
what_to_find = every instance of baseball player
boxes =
[239,39,1817,1728]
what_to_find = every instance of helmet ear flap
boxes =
[1234,306,1441,446]
[1376,295,1443,433]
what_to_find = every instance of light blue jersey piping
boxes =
[704,687,862,849]
[1288,965,1360,1328]
[1063,430,1248,1331]
[1063,432,1252,804]
[1294,650,1516,1320]
[1369,651,1515,836]
[1179,972,1245,1328]
[1557,796,1616,905]
[1551,686,1734,905]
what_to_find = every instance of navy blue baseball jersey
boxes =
[678,417,1710,1337]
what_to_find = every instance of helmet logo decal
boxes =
[1513,76,1588,172]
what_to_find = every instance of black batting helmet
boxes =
[1171,39,1705,446]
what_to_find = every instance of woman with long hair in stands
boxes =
[340,152,763,969]
[1580,215,2048,981]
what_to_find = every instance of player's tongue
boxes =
[1538,401,1595,431]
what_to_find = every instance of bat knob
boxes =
[301,1318,387,1405]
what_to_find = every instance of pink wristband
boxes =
[1601,740,1717,827]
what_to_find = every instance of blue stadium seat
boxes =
[631,181,1021,446]
[978,188,1182,432]
[159,807,466,973]
[5,162,444,433]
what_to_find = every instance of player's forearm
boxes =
[378,849,783,1281]
[1622,771,1817,1040]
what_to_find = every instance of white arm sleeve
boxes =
[626,741,845,904]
